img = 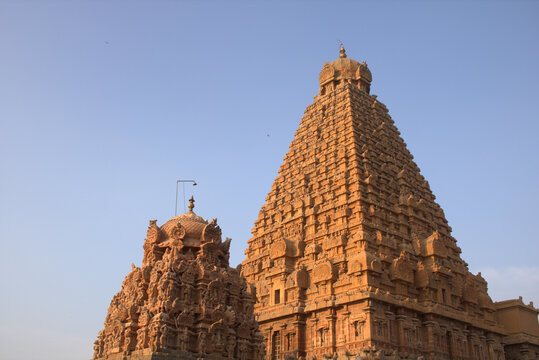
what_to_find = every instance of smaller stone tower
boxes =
[93,197,265,360]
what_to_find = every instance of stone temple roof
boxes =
[159,197,213,249]
[93,196,264,360]
[319,45,372,90]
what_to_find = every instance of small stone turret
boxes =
[93,199,265,360]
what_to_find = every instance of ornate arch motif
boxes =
[312,262,334,283]
[146,220,160,243]
[202,219,222,243]
[270,239,287,259]
[171,223,186,241]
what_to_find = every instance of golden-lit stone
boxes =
[93,48,538,360]
[93,199,264,360]
[241,48,538,360]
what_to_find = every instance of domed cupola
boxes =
[143,197,223,265]
[319,45,372,96]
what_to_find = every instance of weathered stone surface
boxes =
[241,47,536,360]
[94,198,264,360]
[494,298,539,360]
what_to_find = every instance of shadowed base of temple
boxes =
[94,348,246,360]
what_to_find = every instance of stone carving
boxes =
[203,218,222,243]
[312,262,334,283]
[171,222,186,241]
[93,198,263,360]
[270,239,288,259]
[390,252,415,283]
[241,47,518,359]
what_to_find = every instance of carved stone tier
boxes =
[93,199,264,360]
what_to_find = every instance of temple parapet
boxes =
[494,297,539,360]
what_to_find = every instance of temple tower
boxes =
[241,47,508,360]
[93,198,264,360]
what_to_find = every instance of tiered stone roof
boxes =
[241,47,507,359]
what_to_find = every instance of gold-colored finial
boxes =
[188,196,195,212]
[339,44,347,59]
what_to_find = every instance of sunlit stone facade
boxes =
[241,47,538,360]
[93,48,539,360]
[93,199,264,360]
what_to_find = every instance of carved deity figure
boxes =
[159,324,169,349]
[148,322,160,350]
[198,330,209,354]
[237,341,249,360]
[123,327,135,352]
[178,328,190,352]
[112,325,123,349]
[226,335,236,358]
[253,342,265,360]
[92,331,105,359]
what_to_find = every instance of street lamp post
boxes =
[175,179,197,216]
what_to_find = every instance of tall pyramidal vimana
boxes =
[241,47,537,360]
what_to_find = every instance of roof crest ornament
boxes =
[339,43,347,59]
[188,196,195,212]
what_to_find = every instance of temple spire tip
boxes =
[339,44,347,58]
[188,196,195,212]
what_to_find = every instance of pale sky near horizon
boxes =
[1,1,538,359]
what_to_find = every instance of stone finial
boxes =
[188,196,195,212]
[339,44,347,58]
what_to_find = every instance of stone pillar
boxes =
[519,344,530,360]
[268,326,274,360]
[365,301,376,347]
[396,314,407,351]
[479,335,487,360]
[466,331,475,360]
[292,317,305,357]
[447,329,456,360]
[327,308,336,354]
[461,330,469,359]
[343,309,351,345]
[424,321,436,356]
[486,337,496,360]
[281,323,287,357]
[311,318,318,350]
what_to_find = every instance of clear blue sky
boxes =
[1,1,538,359]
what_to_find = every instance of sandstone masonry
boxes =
[241,47,539,360]
[93,198,264,360]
